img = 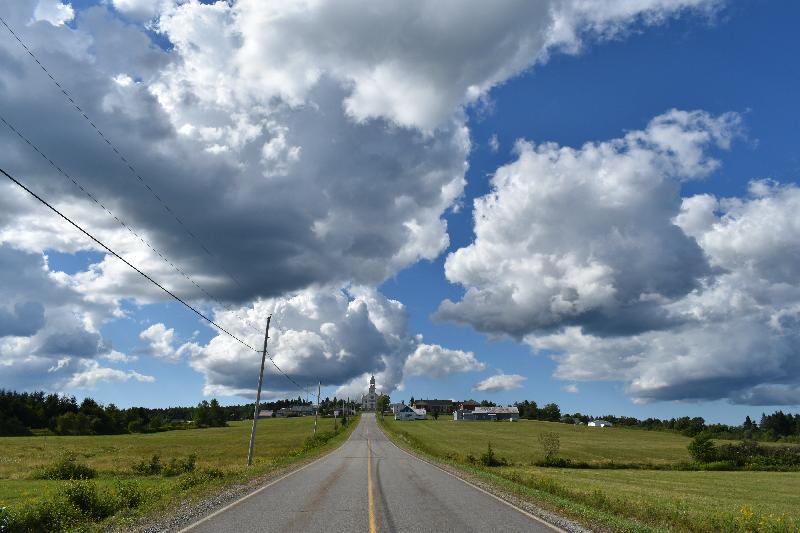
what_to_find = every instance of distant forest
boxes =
[0,389,354,437]
[513,399,800,442]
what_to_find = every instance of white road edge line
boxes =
[377,420,568,533]
[177,426,356,533]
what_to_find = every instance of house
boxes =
[290,405,315,417]
[454,406,519,421]
[394,404,426,421]
[333,407,355,417]
[390,401,407,414]
[257,410,274,419]
[413,399,453,415]
[588,419,613,427]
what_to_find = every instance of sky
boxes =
[1,0,798,425]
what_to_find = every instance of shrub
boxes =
[303,430,337,451]
[177,468,225,490]
[133,454,162,475]
[538,431,561,464]
[113,480,147,509]
[62,480,116,520]
[35,452,97,480]
[4,499,82,532]
[479,442,509,467]
[162,454,197,477]
[688,432,717,463]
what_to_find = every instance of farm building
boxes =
[588,419,613,427]
[395,404,426,420]
[454,406,519,421]
[457,400,480,411]
[413,399,453,415]
[257,410,274,419]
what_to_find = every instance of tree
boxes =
[376,394,390,414]
[194,400,211,427]
[432,410,439,420]
[538,432,560,464]
[688,432,717,463]
[539,403,561,422]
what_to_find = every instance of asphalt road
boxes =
[183,413,558,533]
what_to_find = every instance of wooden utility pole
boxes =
[247,315,271,466]
[314,381,320,435]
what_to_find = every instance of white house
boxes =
[588,419,613,427]
[394,404,426,421]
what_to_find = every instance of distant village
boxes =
[256,375,615,427]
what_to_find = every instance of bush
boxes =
[113,480,147,509]
[134,454,197,476]
[162,454,197,477]
[35,452,97,480]
[303,430,337,451]
[688,432,717,463]
[177,468,224,490]
[3,498,82,532]
[133,454,162,475]
[63,480,116,520]
[479,442,509,467]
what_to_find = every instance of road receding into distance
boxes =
[182,413,560,533]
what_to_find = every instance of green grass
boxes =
[0,416,358,530]
[379,417,800,532]
[383,417,692,465]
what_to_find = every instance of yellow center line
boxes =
[367,424,377,533]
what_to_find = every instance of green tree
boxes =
[688,432,717,463]
[194,400,211,427]
[376,394,390,414]
[538,432,560,464]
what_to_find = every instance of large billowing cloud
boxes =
[188,286,424,398]
[437,109,740,337]
[0,0,719,395]
[439,110,800,406]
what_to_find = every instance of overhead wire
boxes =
[0,17,315,397]
[0,165,257,353]
[0,14,250,301]
[0,114,263,337]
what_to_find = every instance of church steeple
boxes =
[369,374,376,393]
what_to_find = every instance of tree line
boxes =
[0,390,326,436]
[513,399,800,441]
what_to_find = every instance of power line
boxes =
[2,163,312,395]
[0,14,250,299]
[0,113,263,337]
[0,17,314,397]
[0,164,258,353]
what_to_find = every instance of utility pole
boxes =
[247,315,271,466]
[314,381,320,435]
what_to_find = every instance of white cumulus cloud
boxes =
[473,373,527,393]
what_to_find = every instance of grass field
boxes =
[0,416,357,530]
[380,417,800,532]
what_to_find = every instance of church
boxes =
[361,375,379,411]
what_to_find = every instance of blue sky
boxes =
[2,0,799,424]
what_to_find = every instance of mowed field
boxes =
[0,416,355,527]
[381,417,800,532]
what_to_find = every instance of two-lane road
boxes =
[184,413,559,533]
